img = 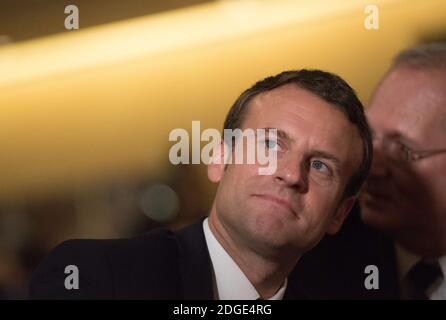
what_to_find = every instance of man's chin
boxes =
[360,200,399,234]
[248,214,297,242]
[360,190,395,214]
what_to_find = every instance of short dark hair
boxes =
[223,69,373,199]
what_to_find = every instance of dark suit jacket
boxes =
[29,220,307,299]
[289,203,401,299]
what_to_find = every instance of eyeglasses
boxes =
[373,135,446,162]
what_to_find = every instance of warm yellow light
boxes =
[0,0,393,87]
[0,0,445,201]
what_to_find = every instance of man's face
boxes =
[208,84,362,255]
[362,68,446,254]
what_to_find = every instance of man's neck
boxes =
[208,213,299,298]
[393,231,446,259]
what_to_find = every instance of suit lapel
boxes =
[175,218,215,299]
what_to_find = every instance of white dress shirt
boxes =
[203,218,287,300]
[430,256,446,300]
[395,244,446,300]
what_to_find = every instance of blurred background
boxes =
[0,0,445,298]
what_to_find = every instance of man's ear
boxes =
[326,196,356,235]
[207,141,227,183]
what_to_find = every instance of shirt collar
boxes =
[437,256,446,278]
[203,218,287,300]
[395,243,420,281]
[395,243,446,281]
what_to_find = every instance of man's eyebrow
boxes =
[374,129,419,147]
[389,132,418,146]
[261,127,295,144]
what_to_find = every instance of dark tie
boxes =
[404,260,442,300]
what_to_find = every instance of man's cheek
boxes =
[394,174,428,203]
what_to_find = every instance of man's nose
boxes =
[274,154,308,192]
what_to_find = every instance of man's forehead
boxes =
[245,85,352,135]
[373,68,446,102]
[368,68,446,140]
[252,83,318,107]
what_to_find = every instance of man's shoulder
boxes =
[33,227,180,273]
[28,228,183,299]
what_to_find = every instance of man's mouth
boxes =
[363,182,393,201]
[361,188,392,210]
[251,194,297,217]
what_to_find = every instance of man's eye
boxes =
[264,139,279,151]
[397,142,410,152]
[310,160,330,174]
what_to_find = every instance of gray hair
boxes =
[391,43,446,132]
[392,42,446,70]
